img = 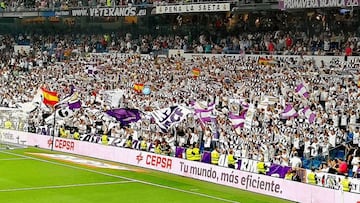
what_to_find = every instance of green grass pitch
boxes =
[0,147,293,203]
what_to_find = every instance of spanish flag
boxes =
[133,83,144,93]
[41,87,59,106]
[192,67,201,78]
[258,57,276,66]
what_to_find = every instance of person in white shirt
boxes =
[310,138,320,157]
[280,149,289,166]
[321,138,331,160]
[303,137,311,159]
[189,129,199,146]
[319,87,328,110]
[349,110,357,126]
[328,129,337,148]
[331,111,339,127]
[292,133,301,151]
[289,151,302,168]
[351,152,359,178]
[340,113,348,130]
[203,133,212,151]
[352,128,359,146]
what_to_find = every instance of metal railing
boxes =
[303,140,353,170]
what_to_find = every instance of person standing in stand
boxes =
[307,168,317,185]
[341,175,351,192]
[211,146,220,165]
[227,149,236,169]
[257,157,267,175]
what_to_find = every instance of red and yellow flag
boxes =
[134,83,144,93]
[258,57,276,66]
[192,67,201,78]
[41,87,59,106]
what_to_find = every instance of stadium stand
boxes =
[0,0,359,194]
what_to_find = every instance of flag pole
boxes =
[195,113,208,151]
[51,105,57,151]
[173,124,177,147]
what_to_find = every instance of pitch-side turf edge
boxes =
[0,181,134,192]
[0,157,29,161]
[0,150,240,203]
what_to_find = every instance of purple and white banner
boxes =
[151,105,192,132]
[279,0,359,10]
[229,110,247,129]
[295,83,309,99]
[302,106,316,124]
[281,104,298,119]
[192,101,215,123]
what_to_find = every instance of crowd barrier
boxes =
[176,52,360,67]
[176,147,303,177]
[176,146,360,193]
[0,128,359,203]
[91,51,360,68]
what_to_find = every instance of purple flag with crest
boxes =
[106,108,141,126]
[266,163,292,178]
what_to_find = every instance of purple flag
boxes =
[210,116,220,140]
[281,104,298,118]
[237,159,242,170]
[201,151,211,164]
[68,100,82,110]
[55,84,82,110]
[193,101,215,123]
[106,108,141,126]
[175,147,185,158]
[295,83,309,98]
[303,107,316,124]
[266,163,292,178]
[229,110,247,129]
[67,85,82,110]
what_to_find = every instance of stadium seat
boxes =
[312,160,321,169]
[336,150,345,159]
[302,159,310,169]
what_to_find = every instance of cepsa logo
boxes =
[136,153,172,169]
[48,138,75,151]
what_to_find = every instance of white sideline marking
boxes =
[0,181,134,192]
[0,150,240,203]
[0,157,29,161]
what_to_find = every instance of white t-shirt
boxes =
[281,153,289,166]
[321,142,330,156]
[203,136,211,148]
[340,114,348,126]
[289,156,302,168]
[353,131,359,145]
[304,141,311,154]
[351,157,359,172]
[329,133,336,147]
[293,137,300,149]
[311,142,319,157]
[349,114,357,125]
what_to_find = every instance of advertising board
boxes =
[1,129,359,203]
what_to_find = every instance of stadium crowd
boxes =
[0,29,359,180]
[0,26,358,68]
